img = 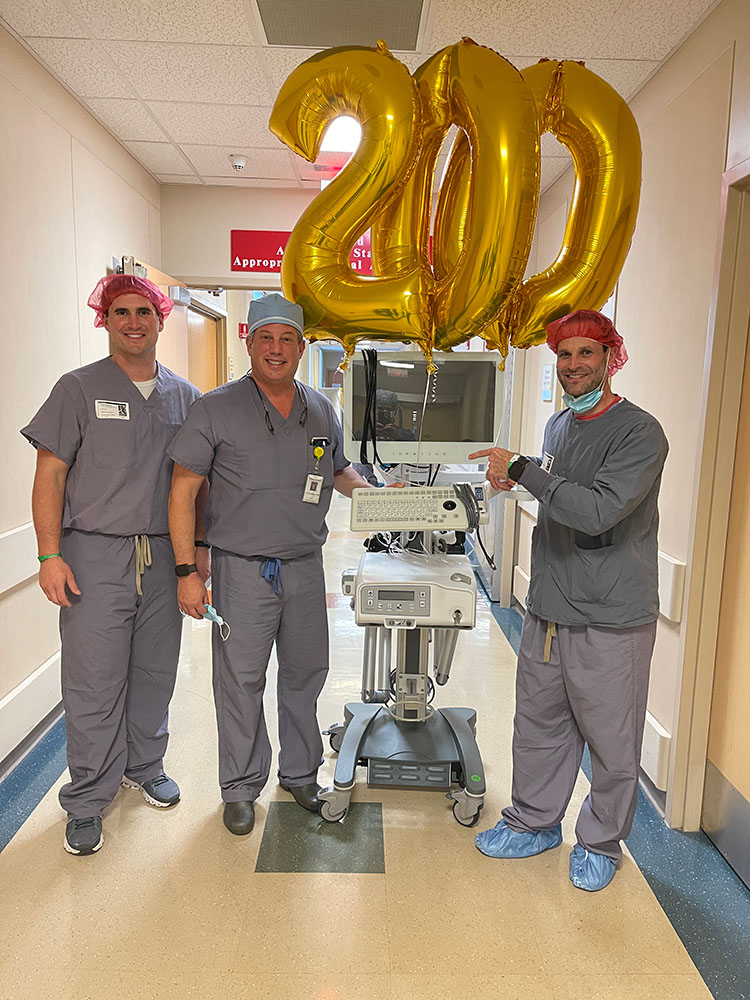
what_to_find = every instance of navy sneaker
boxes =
[64,816,103,856]
[122,772,180,808]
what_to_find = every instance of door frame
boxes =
[188,297,228,387]
[668,160,750,830]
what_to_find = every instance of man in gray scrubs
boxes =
[168,294,376,836]
[469,310,668,892]
[21,274,204,856]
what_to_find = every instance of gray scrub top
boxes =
[517,398,669,628]
[168,375,349,559]
[21,357,199,536]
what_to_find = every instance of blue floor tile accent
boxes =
[0,717,67,852]
[487,596,750,1000]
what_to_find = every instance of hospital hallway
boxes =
[1,493,748,1000]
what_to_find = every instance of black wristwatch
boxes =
[507,454,530,481]
[194,540,210,548]
[174,563,198,577]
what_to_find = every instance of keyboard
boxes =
[350,486,485,531]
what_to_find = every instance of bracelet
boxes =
[38,553,62,562]
[194,540,210,548]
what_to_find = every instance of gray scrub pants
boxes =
[59,530,182,818]
[211,548,329,803]
[502,611,657,862]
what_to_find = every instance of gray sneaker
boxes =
[122,772,180,808]
[64,816,103,856]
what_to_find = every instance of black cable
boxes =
[474,526,497,571]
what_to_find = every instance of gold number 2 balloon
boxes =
[269,42,433,363]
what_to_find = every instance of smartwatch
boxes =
[174,563,198,577]
[507,454,530,481]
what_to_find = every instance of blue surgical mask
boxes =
[562,347,609,414]
[563,386,604,413]
[180,603,231,641]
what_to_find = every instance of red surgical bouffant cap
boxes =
[545,309,628,376]
[87,274,173,328]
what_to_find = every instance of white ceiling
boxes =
[1,0,722,191]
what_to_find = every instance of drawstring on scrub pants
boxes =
[261,557,283,596]
[543,620,557,663]
[134,534,152,596]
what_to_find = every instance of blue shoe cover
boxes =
[569,844,616,891]
[475,819,562,858]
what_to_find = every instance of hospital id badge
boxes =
[302,474,324,504]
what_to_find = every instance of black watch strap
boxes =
[507,455,530,481]
[194,540,210,548]
[174,563,198,577]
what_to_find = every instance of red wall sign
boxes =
[231,230,372,276]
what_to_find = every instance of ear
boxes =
[298,337,307,358]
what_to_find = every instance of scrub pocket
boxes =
[90,417,137,469]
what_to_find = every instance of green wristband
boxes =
[38,553,62,562]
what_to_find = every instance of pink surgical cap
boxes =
[545,309,628,376]
[87,274,173,328]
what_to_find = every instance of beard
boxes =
[559,358,608,397]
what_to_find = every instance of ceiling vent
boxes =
[257,0,424,50]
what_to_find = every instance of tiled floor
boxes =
[0,495,718,999]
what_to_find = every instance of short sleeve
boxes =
[167,397,217,475]
[330,409,349,472]
[20,378,84,466]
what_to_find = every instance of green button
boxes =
[470,774,481,782]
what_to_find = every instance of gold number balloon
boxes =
[498,59,642,349]
[269,42,432,363]
[369,46,453,282]
[432,40,538,352]
[270,45,641,360]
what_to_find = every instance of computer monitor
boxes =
[342,350,505,465]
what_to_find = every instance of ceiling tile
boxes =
[147,102,280,148]
[103,41,273,104]
[65,0,255,44]
[540,156,572,190]
[124,140,196,174]
[179,144,297,179]
[85,98,168,140]
[584,58,658,100]
[262,46,322,92]
[24,37,134,97]
[592,0,721,60]
[540,132,571,158]
[429,0,621,59]
[0,0,85,37]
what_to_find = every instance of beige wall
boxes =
[161,185,315,289]
[0,27,162,710]
[511,0,750,768]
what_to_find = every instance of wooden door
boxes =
[703,316,750,887]
[188,308,219,394]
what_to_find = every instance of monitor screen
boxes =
[342,350,504,465]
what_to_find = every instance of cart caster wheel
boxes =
[320,801,348,823]
[329,733,342,753]
[453,802,483,827]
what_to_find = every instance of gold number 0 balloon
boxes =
[498,59,642,349]
[370,40,540,353]
[269,42,432,364]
